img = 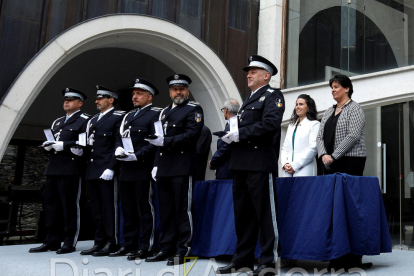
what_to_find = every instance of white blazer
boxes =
[280,118,320,177]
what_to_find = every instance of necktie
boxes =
[64,116,69,123]
[97,113,104,121]
[134,109,141,117]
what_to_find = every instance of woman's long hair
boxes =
[290,94,318,125]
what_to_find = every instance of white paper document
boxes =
[43,129,55,141]
[122,137,134,153]
[229,116,239,133]
[78,132,87,146]
[154,121,164,136]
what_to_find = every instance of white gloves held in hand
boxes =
[115,147,137,161]
[100,169,114,181]
[42,141,54,151]
[70,147,83,156]
[115,147,126,156]
[222,131,239,144]
[52,141,64,151]
[145,135,164,147]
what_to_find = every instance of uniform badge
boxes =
[65,88,69,92]
[136,79,140,83]
[56,122,60,126]
[276,98,283,107]
[249,56,253,62]
[195,112,202,123]
[174,75,179,80]
[96,85,99,89]
[259,96,265,102]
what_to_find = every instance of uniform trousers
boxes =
[156,175,193,256]
[232,171,278,266]
[44,175,81,247]
[120,180,155,251]
[88,179,118,245]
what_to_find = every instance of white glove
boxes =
[116,152,137,161]
[145,135,164,147]
[52,141,64,151]
[70,147,83,156]
[222,131,239,144]
[115,147,126,156]
[99,169,114,181]
[42,141,54,151]
[151,167,158,181]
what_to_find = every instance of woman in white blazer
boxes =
[280,94,320,177]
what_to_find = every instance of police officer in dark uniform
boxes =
[112,78,161,260]
[29,88,90,254]
[80,86,125,256]
[217,55,285,276]
[145,74,204,265]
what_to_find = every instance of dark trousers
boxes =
[232,171,278,266]
[324,156,366,176]
[156,175,193,256]
[88,179,118,245]
[120,180,155,251]
[44,175,81,247]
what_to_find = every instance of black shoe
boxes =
[80,244,105,255]
[249,264,277,276]
[92,243,119,257]
[109,247,135,257]
[29,243,61,253]
[145,251,170,262]
[216,263,253,274]
[56,245,76,254]
[127,250,152,260]
[167,254,191,266]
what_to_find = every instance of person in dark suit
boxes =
[145,74,204,266]
[195,125,212,181]
[80,85,125,256]
[217,55,285,276]
[113,78,161,260]
[209,98,240,179]
[29,88,90,254]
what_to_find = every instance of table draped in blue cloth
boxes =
[275,173,391,260]
[191,174,391,260]
[119,173,391,260]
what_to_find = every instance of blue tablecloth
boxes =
[191,173,391,260]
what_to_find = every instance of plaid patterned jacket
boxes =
[317,100,366,159]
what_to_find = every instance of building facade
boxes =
[0,0,413,250]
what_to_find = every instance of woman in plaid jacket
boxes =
[316,74,367,270]
[316,74,366,176]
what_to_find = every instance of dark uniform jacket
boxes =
[44,111,90,176]
[116,105,161,181]
[84,109,125,180]
[210,122,233,179]
[155,100,204,177]
[229,84,285,173]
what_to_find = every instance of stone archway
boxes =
[0,14,240,158]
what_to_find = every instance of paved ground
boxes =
[1,240,413,276]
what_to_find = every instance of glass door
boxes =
[381,102,414,250]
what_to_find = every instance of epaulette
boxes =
[52,116,65,127]
[81,113,91,119]
[187,101,200,106]
[113,110,126,116]
[267,88,275,93]
[151,107,163,111]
